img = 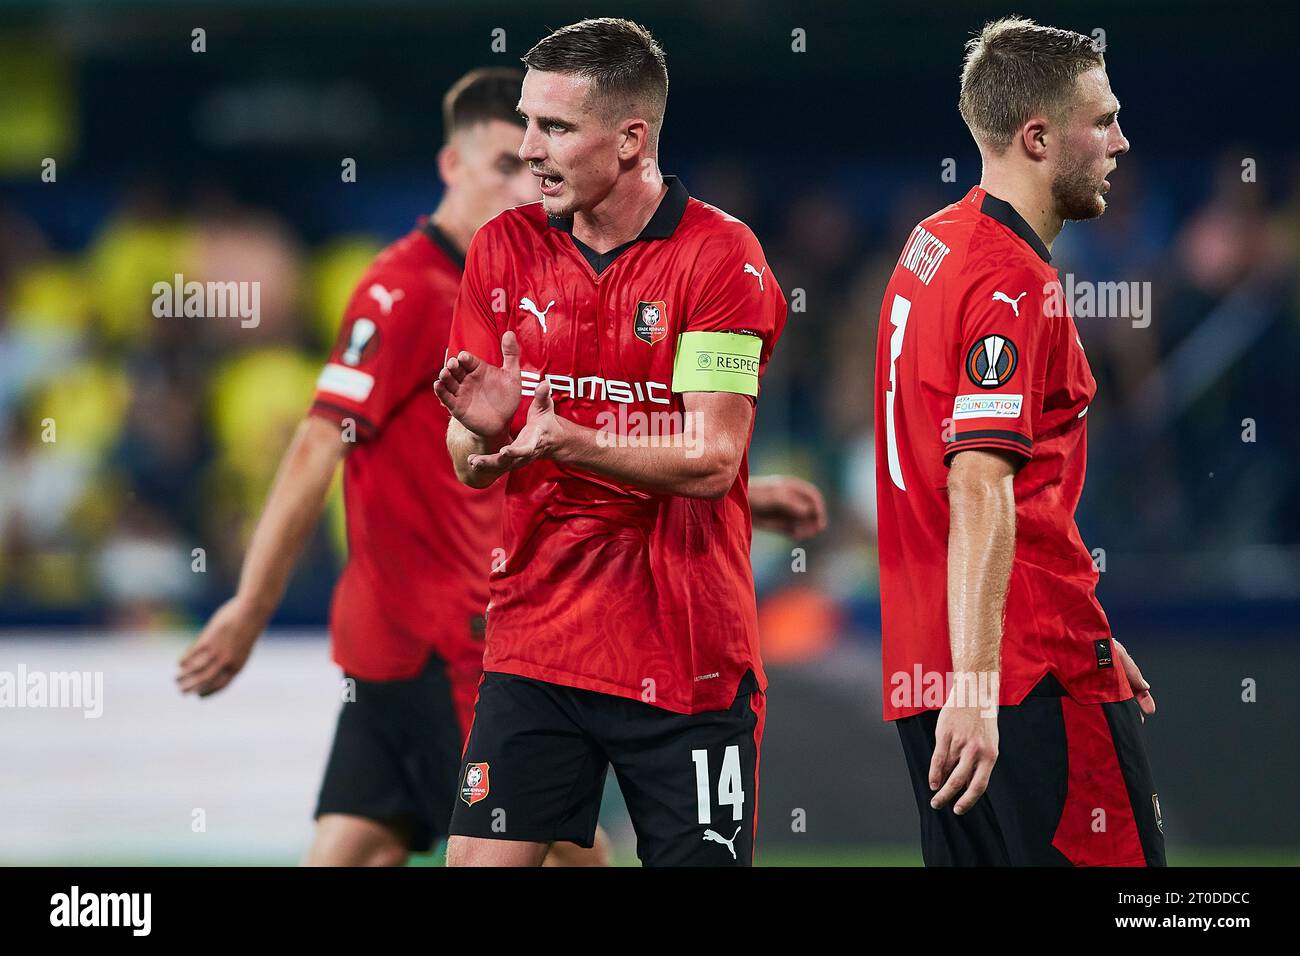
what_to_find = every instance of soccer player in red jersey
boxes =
[174,65,820,867]
[436,19,788,867]
[175,68,614,866]
[874,18,1165,866]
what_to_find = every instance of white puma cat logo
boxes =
[702,825,743,860]
[367,284,404,315]
[519,296,556,334]
[743,263,766,291]
[991,290,1027,316]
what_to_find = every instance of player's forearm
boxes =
[234,416,345,621]
[447,418,509,488]
[747,475,790,516]
[552,417,740,498]
[946,464,1016,680]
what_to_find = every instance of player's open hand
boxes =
[177,597,261,697]
[434,331,521,438]
[749,475,827,539]
[929,696,999,815]
[1113,638,1155,718]
[467,380,567,475]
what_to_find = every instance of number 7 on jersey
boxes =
[885,293,911,491]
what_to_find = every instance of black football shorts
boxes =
[449,670,765,866]
[315,651,471,852]
[895,674,1166,866]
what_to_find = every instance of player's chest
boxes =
[503,250,688,386]
[1042,311,1097,425]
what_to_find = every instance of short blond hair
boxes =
[959,17,1103,152]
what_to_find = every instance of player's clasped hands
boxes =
[468,380,567,474]
[434,331,523,438]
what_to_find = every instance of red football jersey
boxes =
[446,177,786,714]
[310,220,503,689]
[874,186,1132,720]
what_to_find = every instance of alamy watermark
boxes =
[889,667,999,717]
[594,406,704,458]
[1045,274,1151,329]
[152,273,260,328]
[0,665,103,718]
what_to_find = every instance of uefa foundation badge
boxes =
[460,762,490,806]
[634,300,668,345]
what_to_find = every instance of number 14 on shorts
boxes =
[691,745,745,825]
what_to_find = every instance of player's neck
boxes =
[977,173,1063,252]
[429,204,474,259]
[571,173,668,254]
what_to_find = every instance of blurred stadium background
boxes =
[1,0,1297,865]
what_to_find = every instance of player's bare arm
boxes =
[748,475,827,539]
[468,384,752,499]
[929,447,1016,814]
[177,415,346,697]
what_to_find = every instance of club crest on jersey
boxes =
[460,762,490,806]
[634,300,668,345]
[966,334,1018,389]
[341,318,380,367]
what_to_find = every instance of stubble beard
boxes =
[1051,150,1108,222]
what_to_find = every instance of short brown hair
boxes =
[959,17,1103,152]
[521,18,668,147]
[442,67,525,142]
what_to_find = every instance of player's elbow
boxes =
[683,449,743,499]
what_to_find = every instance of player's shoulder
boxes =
[476,201,549,244]
[347,228,448,322]
[906,196,1052,287]
[960,218,1055,295]
[363,226,448,286]
[677,197,764,258]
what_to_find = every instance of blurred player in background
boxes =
[436,19,794,867]
[175,68,610,866]
[874,17,1164,866]
[176,65,823,867]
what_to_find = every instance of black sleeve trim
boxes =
[309,400,379,440]
[952,428,1031,449]
[944,429,1032,466]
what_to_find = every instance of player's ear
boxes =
[437,143,459,187]
[618,119,648,162]
[1021,117,1050,161]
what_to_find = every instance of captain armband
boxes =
[670,331,763,396]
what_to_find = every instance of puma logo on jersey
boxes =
[743,263,766,291]
[991,290,1027,316]
[519,297,556,334]
[702,825,742,860]
[367,284,404,315]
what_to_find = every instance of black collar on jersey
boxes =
[547,175,690,275]
[420,217,466,271]
[979,192,1052,264]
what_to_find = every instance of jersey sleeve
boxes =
[309,269,437,440]
[943,263,1059,465]
[672,224,787,397]
[446,226,504,366]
